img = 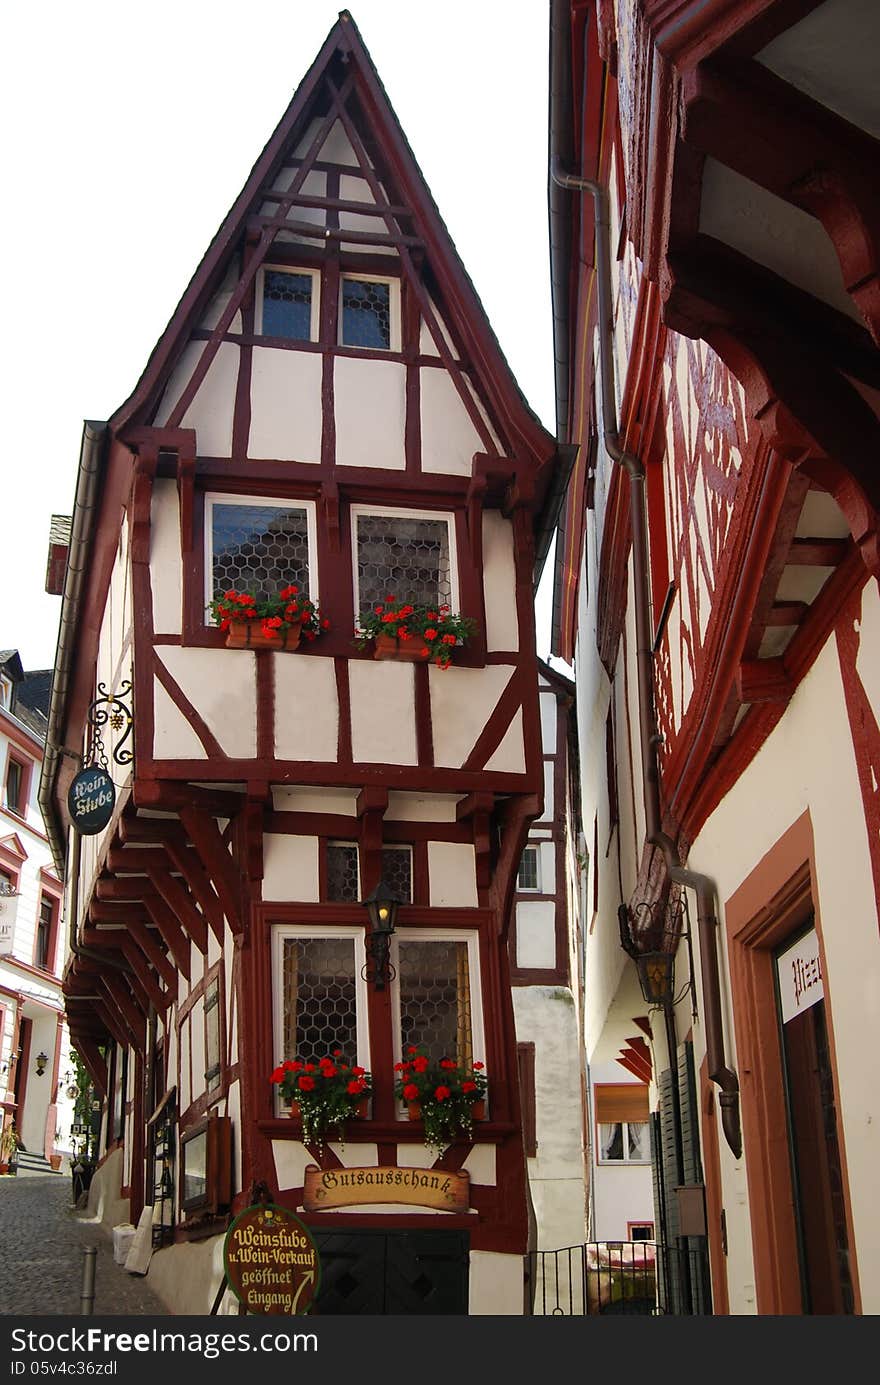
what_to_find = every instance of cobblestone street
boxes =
[0,1167,167,1316]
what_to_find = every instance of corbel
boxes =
[239,790,270,883]
[130,445,158,567]
[177,448,197,554]
[357,787,388,894]
[456,791,495,891]
[322,479,341,554]
[180,806,244,935]
[465,474,487,572]
[502,469,535,518]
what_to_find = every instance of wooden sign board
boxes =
[224,1203,320,1315]
[303,1165,470,1213]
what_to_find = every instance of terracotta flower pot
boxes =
[353,1098,369,1119]
[49,1154,63,1171]
[406,1101,422,1121]
[470,1100,486,1122]
[373,633,431,662]
[288,1101,301,1119]
[225,618,302,651]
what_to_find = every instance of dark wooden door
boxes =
[313,1229,469,1315]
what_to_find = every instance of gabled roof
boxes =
[110,10,555,471]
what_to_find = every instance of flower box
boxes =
[225,618,302,651]
[272,1053,372,1151]
[373,633,431,662]
[395,1047,488,1152]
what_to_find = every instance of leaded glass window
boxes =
[282,936,357,1064]
[397,938,473,1067]
[517,846,540,891]
[355,511,452,621]
[382,846,412,904]
[261,269,315,340]
[327,844,360,903]
[208,497,312,609]
[341,277,391,349]
[204,977,221,1094]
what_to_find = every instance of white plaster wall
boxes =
[589,1061,655,1243]
[150,480,183,635]
[539,688,557,753]
[154,648,256,759]
[513,987,588,1250]
[262,835,320,902]
[484,708,526,774]
[420,368,483,475]
[274,657,338,761]
[429,665,514,767]
[152,679,207,760]
[482,511,519,651]
[469,1252,524,1314]
[419,298,459,359]
[427,842,478,907]
[334,357,406,469]
[687,607,880,1313]
[385,792,460,822]
[248,348,322,462]
[272,786,358,816]
[515,901,557,970]
[349,661,417,765]
[147,1234,227,1317]
[155,341,238,458]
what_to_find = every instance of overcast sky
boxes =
[1,1,562,673]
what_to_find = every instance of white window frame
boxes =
[596,1119,651,1166]
[338,272,401,352]
[517,844,541,892]
[271,924,371,1116]
[350,504,460,623]
[204,492,319,622]
[391,927,486,1108]
[255,264,320,342]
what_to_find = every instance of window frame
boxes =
[203,492,319,625]
[203,970,224,1098]
[325,842,414,905]
[271,924,371,1116]
[255,264,321,342]
[596,1118,651,1165]
[3,751,31,819]
[34,889,60,974]
[517,845,541,892]
[338,271,401,352]
[390,927,486,1085]
[350,504,461,624]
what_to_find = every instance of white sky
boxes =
[2,0,563,673]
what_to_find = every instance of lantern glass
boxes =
[636,952,675,1006]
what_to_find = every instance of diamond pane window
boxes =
[261,269,314,340]
[282,937,357,1064]
[355,511,452,621]
[397,938,472,1067]
[341,277,391,349]
[327,844,360,903]
[382,847,412,903]
[208,499,312,609]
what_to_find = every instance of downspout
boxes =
[551,160,742,1158]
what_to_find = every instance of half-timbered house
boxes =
[39,13,561,1315]
[550,0,880,1315]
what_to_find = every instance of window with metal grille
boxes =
[353,508,454,622]
[396,936,474,1067]
[206,495,315,613]
[204,976,222,1094]
[517,845,540,891]
[280,935,362,1069]
[326,844,412,903]
[35,895,53,971]
[340,276,393,349]
[258,267,317,341]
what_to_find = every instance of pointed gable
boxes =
[111,11,554,485]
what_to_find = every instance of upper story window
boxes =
[517,845,540,891]
[393,930,484,1072]
[595,1083,650,1164]
[352,506,456,623]
[326,842,413,904]
[204,974,222,1096]
[35,894,55,971]
[206,494,317,618]
[257,266,319,341]
[0,675,11,710]
[340,274,398,351]
[4,755,28,817]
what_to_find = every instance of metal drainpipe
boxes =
[551,159,742,1158]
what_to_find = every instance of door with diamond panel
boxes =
[313,1230,469,1314]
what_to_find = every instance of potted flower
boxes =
[0,1123,20,1176]
[393,1046,488,1153]
[207,585,330,650]
[270,1053,372,1151]
[354,598,476,669]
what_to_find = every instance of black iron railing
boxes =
[525,1240,712,1316]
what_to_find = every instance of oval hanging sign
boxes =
[67,766,116,835]
[223,1202,321,1315]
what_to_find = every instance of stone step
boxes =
[14,1150,63,1173]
